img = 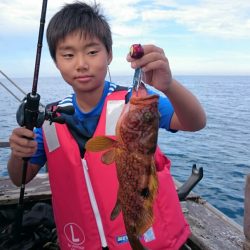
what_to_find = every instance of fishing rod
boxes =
[13,0,48,237]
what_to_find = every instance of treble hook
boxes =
[130,44,144,94]
[133,68,143,93]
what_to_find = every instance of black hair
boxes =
[46,1,112,61]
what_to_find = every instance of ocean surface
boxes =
[0,74,249,226]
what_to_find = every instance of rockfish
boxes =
[85,83,160,250]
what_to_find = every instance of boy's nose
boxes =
[76,56,88,70]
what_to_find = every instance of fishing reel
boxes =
[16,94,74,128]
[44,104,75,125]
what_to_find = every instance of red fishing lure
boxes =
[130,44,144,59]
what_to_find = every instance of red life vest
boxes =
[43,90,191,250]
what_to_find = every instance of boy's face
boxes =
[55,31,112,95]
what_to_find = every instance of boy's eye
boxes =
[88,50,98,55]
[63,53,73,58]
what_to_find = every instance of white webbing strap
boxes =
[106,100,124,136]
[43,120,60,152]
[81,159,108,247]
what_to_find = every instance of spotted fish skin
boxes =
[85,83,159,250]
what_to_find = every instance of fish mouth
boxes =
[130,94,159,105]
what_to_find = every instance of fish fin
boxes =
[137,209,154,236]
[110,199,121,220]
[143,160,158,209]
[101,149,116,164]
[148,174,158,201]
[148,159,158,200]
[127,235,147,250]
[85,136,116,152]
[125,224,147,250]
[137,160,158,235]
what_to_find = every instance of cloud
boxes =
[171,50,250,75]
[0,1,39,33]
[1,0,249,77]
[142,0,250,39]
[2,0,249,39]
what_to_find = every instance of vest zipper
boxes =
[82,159,108,248]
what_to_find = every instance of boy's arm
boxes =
[8,127,41,186]
[8,154,40,186]
[163,79,206,131]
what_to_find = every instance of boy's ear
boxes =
[108,51,113,65]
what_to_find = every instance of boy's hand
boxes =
[127,44,172,93]
[9,127,37,159]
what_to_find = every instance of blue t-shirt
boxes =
[30,81,174,167]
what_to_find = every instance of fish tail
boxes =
[126,224,148,250]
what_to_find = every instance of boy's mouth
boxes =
[74,75,93,82]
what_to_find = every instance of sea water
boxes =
[0,75,249,226]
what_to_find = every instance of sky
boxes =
[0,0,250,78]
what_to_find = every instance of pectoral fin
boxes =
[102,149,116,164]
[110,199,121,220]
[85,136,117,152]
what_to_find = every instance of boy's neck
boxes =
[75,85,104,113]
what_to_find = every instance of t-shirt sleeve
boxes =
[29,127,47,167]
[147,89,176,132]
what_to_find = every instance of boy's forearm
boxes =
[7,153,39,186]
[8,153,24,186]
[163,79,206,131]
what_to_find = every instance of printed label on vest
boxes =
[106,100,124,135]
[64,222,85,248]
[116,234,129,244]
[143,227,156,242]
[116,227,155,245]
[43,121,60,152]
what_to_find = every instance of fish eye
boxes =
[143,111,154,123]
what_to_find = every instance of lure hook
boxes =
[130,44,144,94]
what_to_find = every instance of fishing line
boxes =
[0,70,45,107]
[0,81,23,103]
[0,70,26,96]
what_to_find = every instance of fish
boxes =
[85,82,160,250]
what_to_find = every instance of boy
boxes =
[8,2,206,250]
